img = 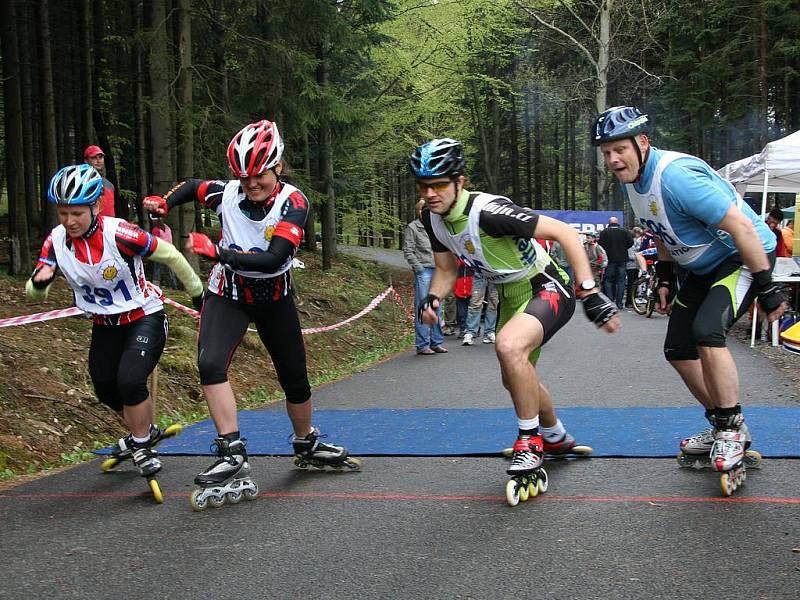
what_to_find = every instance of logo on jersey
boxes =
[265,225,275,241]
[465,240,475,254]
[649,199,658,216]
[101,262,119,280]
[538,282,561,315]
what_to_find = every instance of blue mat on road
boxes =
[98,407,800,458]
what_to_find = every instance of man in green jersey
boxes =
[412,138,620,490]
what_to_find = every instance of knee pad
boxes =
[92,379,123,412]
[283,380,311,404]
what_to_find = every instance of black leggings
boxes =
[89,311,168,411]
[197,292,311,403]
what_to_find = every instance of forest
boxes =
[2,0,799,273]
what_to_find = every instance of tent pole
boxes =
[760,170,769,217]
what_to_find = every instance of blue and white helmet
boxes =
[591,106,650,146]
[409,138,466,178]
[47,164,103,205]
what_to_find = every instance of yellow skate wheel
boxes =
[100,457,120,473]
[537,469,549,494]
[189,489,209,512]
[720,472,735,496]
[572,445,593,456]
[519,480,530,502]
[344,457,363,471]
[501,448,513,458]
[505,479,520,507]
[149,479,163,504]
[528,479,539,498]
[163,423,183,438]
[745,450,762,469]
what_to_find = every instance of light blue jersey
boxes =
[622,147,775,275]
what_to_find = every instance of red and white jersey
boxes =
[51,217,163,317]
[208,180,300,294]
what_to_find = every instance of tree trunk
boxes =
[509,90,520,204]
[38,0,58,231]
[147,1,175,229]
[18,1,40,230]
[523,94,532,208]
[81,0,94,146]
[757,0,769,148]
[176,0,199,269]
[130,0,147,226]
[533,95,543,210]
[302,129,317,253]
[318,42,336,270]
[594,0,612,209]
[1,0,32,273]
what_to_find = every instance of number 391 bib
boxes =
[51,218,163,316]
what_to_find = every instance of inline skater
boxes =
[593,106,788,495]
[143,119,360,511]
[411,138,620,506]
[26,164,204,500]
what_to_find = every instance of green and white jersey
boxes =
[421,189,552,284]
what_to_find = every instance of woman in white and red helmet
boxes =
[142,119,360,510]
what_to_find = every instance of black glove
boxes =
[654,260,675,295]
[582,291,618,327]
[417,293,440,321]
[191,293,205,311]
[752,270,786,315]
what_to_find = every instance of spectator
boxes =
[766,208,793,257]
[584,232,607,287]
[462,272,498,345]
[454,258,473,336]
[83,145,116,218]
[404,199,447,355]
[598,216,634,309]
[549,240,572,283]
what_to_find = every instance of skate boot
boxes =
[542,432,593,458]
[130,440,165,504]
[292,427,363,472]
[710,412,748,497]
[676,417,761,470]
[505,435,548,507]
[101,422,183,472]
[189,437,259,511]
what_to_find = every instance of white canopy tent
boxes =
[717,130,800,216]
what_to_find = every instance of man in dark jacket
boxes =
[598,216,633,308]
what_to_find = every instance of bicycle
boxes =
[631,270,658,317]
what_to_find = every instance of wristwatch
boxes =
[579,279,596,292]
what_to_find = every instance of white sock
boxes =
[517,416,539,433]
[132,433,151,444]
[540,419,566,442]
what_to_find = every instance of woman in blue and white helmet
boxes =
[26,164,203,498]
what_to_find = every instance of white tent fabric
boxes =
[717,130,800,216]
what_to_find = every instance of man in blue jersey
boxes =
[593,106,787,494]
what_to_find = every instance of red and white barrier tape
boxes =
[0,284,411,335]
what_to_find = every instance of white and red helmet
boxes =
[226,119,284,177]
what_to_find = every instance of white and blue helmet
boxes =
[47,164,103,206]
[409,138,466,178]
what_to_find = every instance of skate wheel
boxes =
[226,491,243,505]
[720,472,735,496]
[243,482,259,501]
[149,479,163,504]
[344,457,363,471]
[505,479,520,507]
[189,489,208,512]
[100,457,121,473]
[519,479,530,502]
[537,469,548,494]
[572,445,593,456]
[293,457,308,469]
[528,478,539,499]
[208,494,225,509]
[163,423,183,438]
[745,450,762,469]
[501,447,513,458]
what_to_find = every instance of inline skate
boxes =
[131,441,165,504]
[710,413,749,496]
[501,432,593,459]
[505,435,548,507]
[190,437,259,511]
[100,423,183,472]
[292,427,363,472]
[676,419,761,470]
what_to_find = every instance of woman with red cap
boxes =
[83,145,115,217]
[143,119,361,511]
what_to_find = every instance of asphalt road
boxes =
[1,310,799,599]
